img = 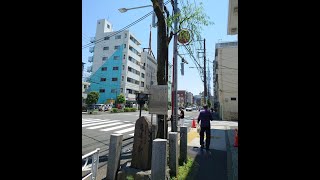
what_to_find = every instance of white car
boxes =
[185,107,192,111]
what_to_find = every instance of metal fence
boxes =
[82,148,100,180]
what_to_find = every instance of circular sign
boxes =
[178,29,192,45]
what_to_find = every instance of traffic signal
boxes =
[181,62,184,76]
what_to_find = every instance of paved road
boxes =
[82,110,199,179]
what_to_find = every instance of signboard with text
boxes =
[149,85,168,115]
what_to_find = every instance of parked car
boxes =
[186,107,192,111]
[94,104,105,111]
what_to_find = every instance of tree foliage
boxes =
[117,94,126,104]
[86,91,99,105]
[151,0,213,139]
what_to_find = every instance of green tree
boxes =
[117,94,126,104]
[86,91,99,105]
[151,0,213,138]
[207,100,211,108]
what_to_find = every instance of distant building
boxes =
[82,82,90,105]
[177,90,186,108]
[87,19,157,104]
[213,41,238,120]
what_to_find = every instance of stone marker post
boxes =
[106,134,123,180]
[151,139,167,180]
[169,132,178,176]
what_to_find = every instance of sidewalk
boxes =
[187,120,238,180]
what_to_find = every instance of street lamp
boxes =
[118,5,153,13]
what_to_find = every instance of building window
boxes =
[100,78,106,82]
[113,67,119,70]
[141,73,145,78]
[115,35,121,39]
[127,89,133,94]
[114,45,120,50]
[107,24,110,29]
[114,56,119,60]
[103,46,109,50]
[104,37,109,40]
[141,82,144,87]
[123,65,125,70]
[102,57,108,61]
[111,89,116,93]
[99,89,105,93]
[121,88,123,93]
[112,78,118,81]
[123,54,126,60]
[84,85,87,88]
[101,67,107,71]
[231,97,237,101]
[122,76,124,81]
[125,33,127,38]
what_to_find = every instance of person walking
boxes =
[179,107,185,126]
[197,104,213,150]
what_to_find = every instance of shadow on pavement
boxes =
[185,147,227,180]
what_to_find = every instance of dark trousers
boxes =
[200,127,211,148]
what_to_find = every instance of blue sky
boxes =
[82,0,237,96]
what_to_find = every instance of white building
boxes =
[213,41,238,120]
[88,19,152,104]
[82,82,90,105]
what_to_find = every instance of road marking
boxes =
[86,122,123,129]
[100,124,134,132]
[82,119,110,124]
[114,127,135,134]
[82,120,120,127]
[129,133,134,136]
[124,121,131,123]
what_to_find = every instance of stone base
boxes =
[117,166,151,180]
[117,163,170,180]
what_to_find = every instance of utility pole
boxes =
[171,0,179,132]
[203,38,207,105]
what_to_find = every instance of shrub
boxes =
[131,108,137,112]
[124,108,130,112]
[112,108,118,113]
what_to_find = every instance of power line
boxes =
[82,0,170,50]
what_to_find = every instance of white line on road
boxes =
[86,122,123,129]
[129,133,134,136]
[82,120,120,127]
[82,119,110,124]
[114,127,135,134]
[100,124,134,132]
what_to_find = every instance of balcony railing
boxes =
[90,37,95,43]
[87,66,92,73]
[89,47,94,53]
[88,56,93,63]
[216,41,238,48]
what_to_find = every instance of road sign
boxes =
[149,85,168,115]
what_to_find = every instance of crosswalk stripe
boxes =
[114,127,135,134]
[82,120,120,127]
[82,119,110,124]
[129,133,134,136]
[100,124,134,132]
[86,122,123,129]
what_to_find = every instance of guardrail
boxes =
[82,148,100,180]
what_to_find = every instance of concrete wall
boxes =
[216,45,238,120]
